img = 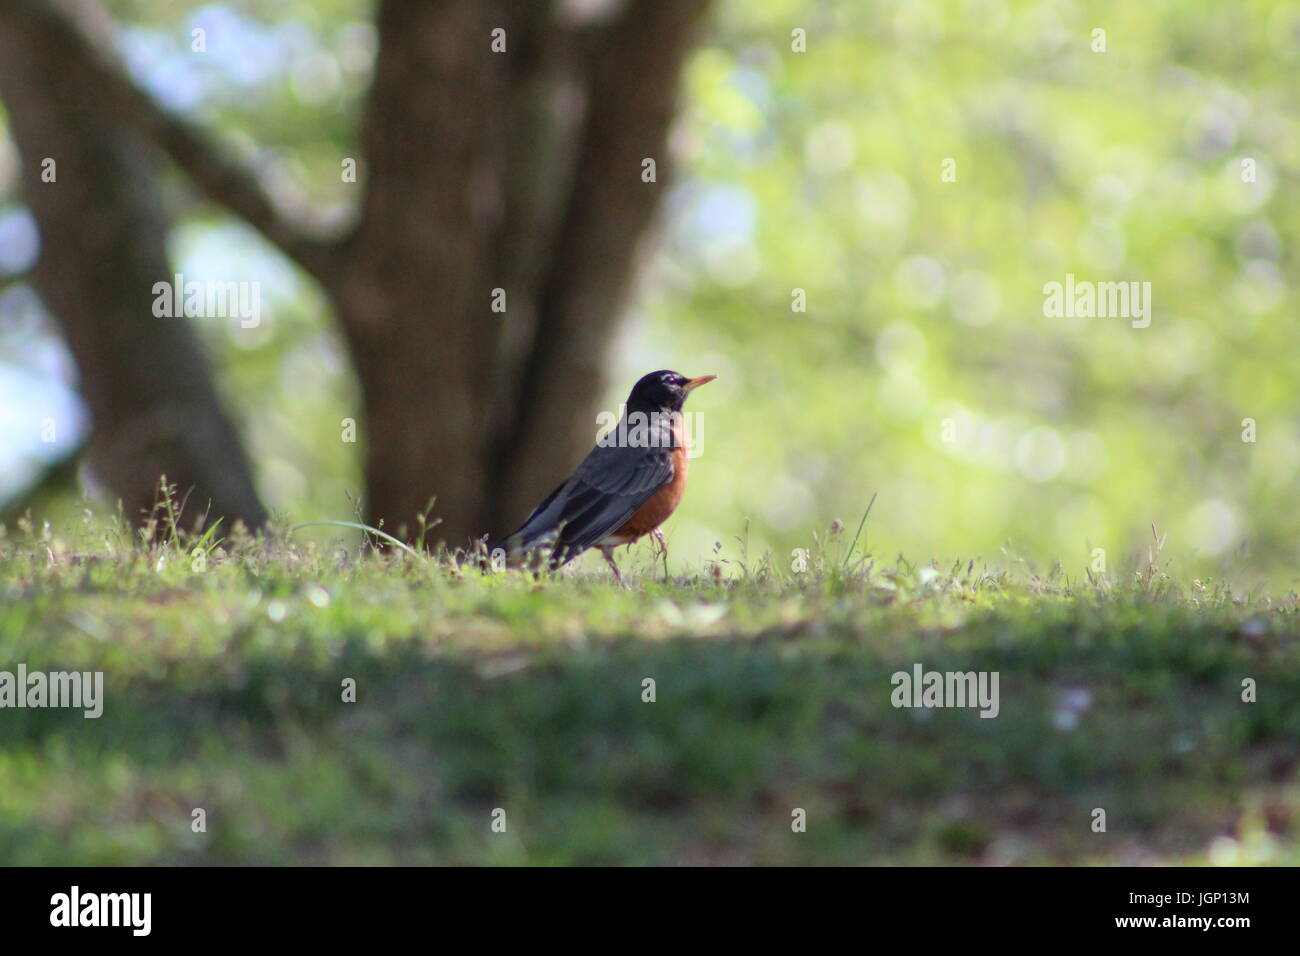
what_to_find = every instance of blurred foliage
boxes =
[654,0,1300,590]
[1,0,1297,587]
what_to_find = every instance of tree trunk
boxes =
[0,1,267,533]
[336,0,710,546]
[489,0,710,532]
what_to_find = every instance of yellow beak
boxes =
[683,374,717,392]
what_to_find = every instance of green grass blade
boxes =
[289,521,421,558]
[842,492,877,569]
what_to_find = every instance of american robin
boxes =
[491,369,716,584]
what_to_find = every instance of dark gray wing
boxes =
[545,442,675,564]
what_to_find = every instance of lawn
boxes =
[0,516,1296,865]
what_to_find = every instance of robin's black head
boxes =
[627,369,717,412]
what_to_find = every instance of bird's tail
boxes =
[480,523,569,573]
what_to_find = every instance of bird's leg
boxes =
[651,528,669,582]
[599,546,627,588]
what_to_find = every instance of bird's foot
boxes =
[600,547,629,588]
[650,528,669,582]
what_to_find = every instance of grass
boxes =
[0,509,1296,866]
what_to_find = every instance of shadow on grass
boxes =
[2,599,1295,865]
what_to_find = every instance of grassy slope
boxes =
[0,522,1296,865]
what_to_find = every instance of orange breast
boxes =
[616,445,688,539]
[612,419,690,543]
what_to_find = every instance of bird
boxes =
[490,369,716,584]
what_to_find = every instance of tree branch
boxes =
[0,0,270,532]
[0,0,341,287]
